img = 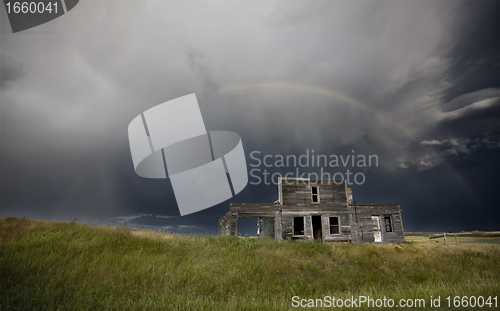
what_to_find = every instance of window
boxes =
[384,216,392,232]
[329,217,340,234]
[293,217,305,235]
[311,186,319,203]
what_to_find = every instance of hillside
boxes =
[1,218,499,310]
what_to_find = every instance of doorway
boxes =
[312,216,323,240]
[372,216,382,242]
[258,217,275,238]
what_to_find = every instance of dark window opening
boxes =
[237,217,259,237]
[329,217,340,234]
[293,217,305,235]
[384,216,392,232]
[312,216,322,240]
[311,186,319,203]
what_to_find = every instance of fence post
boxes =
[455,233,459,246]
[429,234,432,244]
[444,232,447,245]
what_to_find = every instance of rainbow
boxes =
[220,81,419,139]
[219,80,478,200]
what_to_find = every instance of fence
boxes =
[428,233,459,245]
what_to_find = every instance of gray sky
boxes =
[1,0,499,233]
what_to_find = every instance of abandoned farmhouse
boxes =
[219,177,405,243]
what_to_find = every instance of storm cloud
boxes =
[1,0,499,232]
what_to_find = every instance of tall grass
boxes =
[1,218,499,310]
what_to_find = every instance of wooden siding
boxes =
[219,178,405,244]
[279,178,348,207]
[351,204,405,244]
[321,213,352,242]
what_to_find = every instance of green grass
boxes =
[1,218,499,310]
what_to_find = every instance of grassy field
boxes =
[1,218,499,310]
[405,232,500,246]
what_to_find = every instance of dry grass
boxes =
[1,218,499,310]
[406,232,500,245]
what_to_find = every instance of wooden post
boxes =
[444,232,447,245]
[455,233,459,246]
[429,234,432,244]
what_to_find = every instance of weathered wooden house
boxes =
[219,177,405,243]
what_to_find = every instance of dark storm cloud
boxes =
[184,47,219,95]
[385,0,500,177]
[395,88,500,171]
[0,54,24,89]
[442,88,500,112]
[443,0,500,100]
